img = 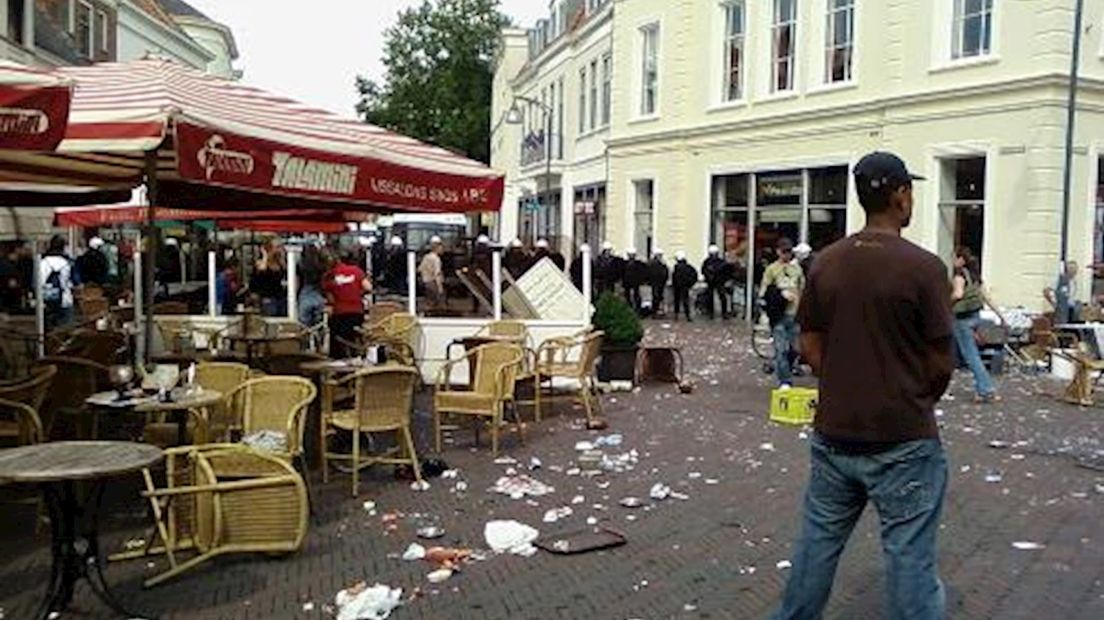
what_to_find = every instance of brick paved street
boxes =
[3,321,1104,619]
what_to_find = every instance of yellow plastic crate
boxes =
[770,387,818,426]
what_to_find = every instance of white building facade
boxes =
[493,0,1104,310]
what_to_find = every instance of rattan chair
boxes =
[195,362,252,442]
[359,312,417,365]
[521,330,604,423]
[434,342,524,456]
[474,319,529,345]
[365,301,405,326]
[55,329,129,366]
[323,366,421,496]
[151,301,190,315]
[117,444,308,587]
[226,376,316,468]
[258,351,326,377]
[0,398,45,446]
[34,357,107,440]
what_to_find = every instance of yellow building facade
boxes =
[493,0,1104,309]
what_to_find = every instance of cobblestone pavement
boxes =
[2,320,1104,619]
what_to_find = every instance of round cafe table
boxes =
[0,441,163,620]
[299,358,377,469]
[86,388,223,445]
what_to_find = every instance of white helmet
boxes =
[675,250,687,261]
[390,236,404,247]
[476,234,490,245]
[535,238,549,249]
[357,235,372,247]
[708,244,720,255]
[429,235,443,245]
[88,237,105,250]
[625,247,637,257]
[652,247,663,256]
[509,238,523,248]
[601,240,614,251]
[366,236,378,246]
[794,243,812,259]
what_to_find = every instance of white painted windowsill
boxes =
[929,55,1000,74]
[807,80,858,96]
[706,99,749,114]
[628,114,661,126]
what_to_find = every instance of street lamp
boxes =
[505,96,554,247]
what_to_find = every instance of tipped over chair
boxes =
[115,444,308,587]
[434,342,524,456]
[522,330,604,423]
[323,366,421,496]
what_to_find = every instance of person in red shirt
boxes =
[324,251,371,358]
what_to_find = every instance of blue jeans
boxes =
[260,296,286,318]
[773,435,948,620]
[298,285,326,328]
[773,315,799,385]
[952,313,995,397]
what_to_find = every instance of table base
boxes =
[37,480,154,620]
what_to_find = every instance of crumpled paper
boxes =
[241,429,287,453]
[484,520,539,557]
[334,582,403,620]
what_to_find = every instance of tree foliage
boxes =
[357,0,507,164]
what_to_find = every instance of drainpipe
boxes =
[1059,0,1085,267]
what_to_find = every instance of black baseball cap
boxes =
[853,151,925,192]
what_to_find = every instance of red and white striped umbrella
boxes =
[0,57,503,213]
[0,60,72,151]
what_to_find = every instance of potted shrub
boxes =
[592,292,644,382]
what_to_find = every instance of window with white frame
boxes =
[578,67,587,134]
[952,0,993,60]
[771,0,797,92]
[825,0,854,83]
[557,77,565,158]
[74,0,93,58]
[96,9,109,53]
[722,1,745,101]
[633,179,656,256]
[639,23,659,116]
[600,53,612,127]
[589,59,598,130]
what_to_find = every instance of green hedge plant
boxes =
[592,292,644,348]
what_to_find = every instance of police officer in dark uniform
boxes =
[672,250,698,321]
[648,248,670,316]
[701,244,733,320]
[622,248,648,314]
[504,238,529,279]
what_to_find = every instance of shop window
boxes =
[573,185,606,253]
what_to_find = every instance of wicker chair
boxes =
[474,319,529,345]
[258,351,326,377]
[151,301,190,315]
[434,342,524,456]
[226,376,316,469]
[33,356,110,439]
[195,362,252,442]
[521,330,604,423]
[0,398,45,446]
[55,329,129,366]
[118,444,308,587]
[359,312,417,365]
[323,366,421,496]
[76,290,110,323]
[366,301,405,326]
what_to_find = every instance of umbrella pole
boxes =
[143,152,159,367]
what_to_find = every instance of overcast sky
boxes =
[184,0,546,119]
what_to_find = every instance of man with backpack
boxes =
[40,235,75,330]
[759,238,805,388]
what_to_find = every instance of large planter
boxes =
[597,343,639,383]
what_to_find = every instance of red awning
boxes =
[54,204,356,233]
[0,58,503,213]
[0,61,72,151]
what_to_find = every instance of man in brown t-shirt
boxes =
[771,152,953,620]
